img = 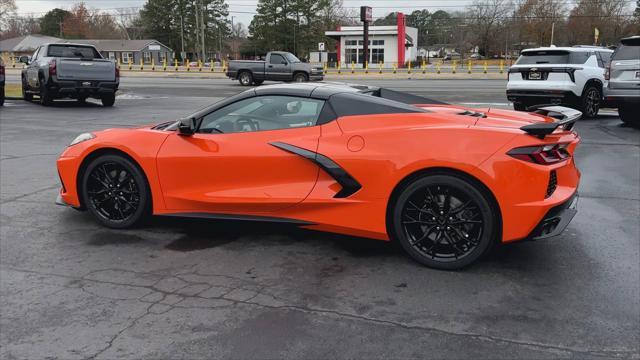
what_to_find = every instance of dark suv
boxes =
[604,36,640,126]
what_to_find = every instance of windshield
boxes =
[612,44,640,61]
[516,50,590,65]
[285,53,301,63]
[47,45,101,59]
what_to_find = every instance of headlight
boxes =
[69,133,95,146]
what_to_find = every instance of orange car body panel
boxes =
[57,104,580,243]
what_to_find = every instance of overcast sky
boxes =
[15,0,478,26]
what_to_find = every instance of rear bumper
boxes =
[526,192,578,240]
[604,87,640,104]
[507,90,579,105]
[48,79,118,98]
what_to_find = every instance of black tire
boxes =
[513,102,527,111]
[390,174,497,270]
[293,72,308,82]
[238,71,253,86]
[101,93,115,107]
[77,96,87,104]
[253,80,264,86]
[580,85,601,119]
[39,78,52,106]
[81,154,151,229]
[22,77,32,102]
[619,104,640,127]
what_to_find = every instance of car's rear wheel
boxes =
[580,85,600,119]
[619,103,640,127]
[238,71,253,86]
[81,154,150,229]
[513,102,527,111]
[101,94,115,107]
[294,72,308,82]
[390,174,497,270]
[22,77,32,102]
[39,78,52,106]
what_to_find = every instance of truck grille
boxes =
[546,170,557,198]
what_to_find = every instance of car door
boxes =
[156,95,325,214]
[266,54,291,81]
[27,47,41,88]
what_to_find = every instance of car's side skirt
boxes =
[159,212,314,225]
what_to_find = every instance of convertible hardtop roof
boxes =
[188,82,445,121]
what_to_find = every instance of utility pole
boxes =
[550,22,555,46]
[200,0,206,61]
[194,0,201,60]
[179,1,185,60]
[231,15,235,59]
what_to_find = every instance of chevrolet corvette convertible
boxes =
[56,83,580,269]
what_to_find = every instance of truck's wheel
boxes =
[619,104,640,128]
[238,71,253,86]
[101,94,116,107]
[22,78,32,102]
[294,72,308,82]
[513,102,527,111]
[39,79,52,106]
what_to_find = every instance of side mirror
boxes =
[282,61,288,65]
[19,56,30,64]
[178,117,196,136]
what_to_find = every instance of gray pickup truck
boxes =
[226,51,324,86]
[20,43,119,106]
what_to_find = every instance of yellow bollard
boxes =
[211,61,215,72]
[117,58,121,68]
[499,60,504,74]
[393,62,397,74]
[337,61,341,74]
[379,61,383,74]
[185,59,190,72]
[468,60,472,74]
[128,58,132,71]
[140,57,144,71]
[407,61,412,74]
[422,60,426,74]
[163,58,167,71]
[452,60,457,74]
[351,61,355,74]
[11,56,16,68]
[222,60,227,73]
[323,62,328,74]
[483,61,488,74]
[365,61,369,74]
[174,59,178,71]
[198,59,202,72]
[151,58,155,71]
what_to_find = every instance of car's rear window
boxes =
[47,45,101,59]
[516,50,591,65]
[612,44,640,61]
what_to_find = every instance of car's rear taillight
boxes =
[604,62,611,80]
[508,143,571,165]
[48,60,56,76]
[115,66,120,79]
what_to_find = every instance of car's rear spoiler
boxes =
[520,105,581,139]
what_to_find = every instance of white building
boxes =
[325,13,418,68]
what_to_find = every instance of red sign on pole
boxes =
[360,6,372,23]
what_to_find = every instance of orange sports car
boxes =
[56,83,581,269]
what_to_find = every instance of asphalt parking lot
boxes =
[1,78,639,359]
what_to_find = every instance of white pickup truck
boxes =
[20,43,119,106]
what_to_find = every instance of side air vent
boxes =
[546,170,558,198]
[458,110,487,118]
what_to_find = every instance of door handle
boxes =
[268,65,273,68]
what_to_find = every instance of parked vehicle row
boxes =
[604,36,640,126]
[19,43,119,107]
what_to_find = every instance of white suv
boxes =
[506,46,613,118]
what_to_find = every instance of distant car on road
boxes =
[0,58,5,106]
[507,46,613,118]
[604,36,640,127]
[20,43,119,107]
[226,51,324,86]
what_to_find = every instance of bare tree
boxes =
[114,7,143,39]
[0,0,17,32]
[515,0,565,46]
[467,0,513,56]
[568,0,633,45]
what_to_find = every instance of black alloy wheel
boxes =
[82,155,150,228]
[581,85,600,119]
[294,73,308,82]
[391,174,496,269]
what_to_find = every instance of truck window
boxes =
[47,45,101,59]
[270,54,286,65]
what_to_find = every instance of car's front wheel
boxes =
[81,154,151,229]
[238,71,253,86]
[390,173,497,270]
[293,72,309,82]
[619,103,640,127]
